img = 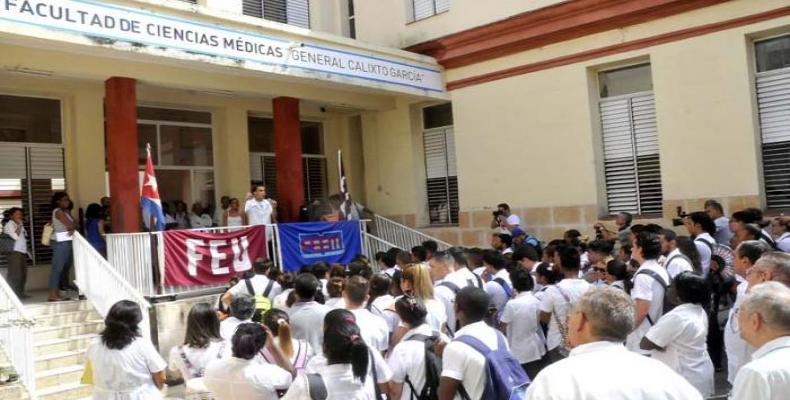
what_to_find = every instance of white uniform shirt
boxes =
[220,316,251,341]
[665,248,694,279]
[645,303,714,397]
[484,269,513,322]
[168,341,229,395]
[498,214,521,233]
[245,198,274,240]
[296,350,393,400]
[501,291,545,364]
[732,336,790,400]
[350,308,390,352]
[3,220,27,254]
[626,260,670,354]
[273,288,294,311]
[86,338,168,400]
[539,278,591,351]
[228,274,283,300]
[289,301,331,352]
[776,232,790,252]
[693,233,715,276]
[434,268,482,333]
[714,216,734,246]
[189,213,213,229]
[725,280,754,384]
[387,324,447,400]
[441,321,506,400]
[204,356,292,400]
[525,341,703,400]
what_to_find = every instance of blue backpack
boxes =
[455,332,530,400]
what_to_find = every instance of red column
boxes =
[105,77,141,233]
[272,97,304,222]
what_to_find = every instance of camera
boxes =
[672,206,689,227]
[493,210,504,218]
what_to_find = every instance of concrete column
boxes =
[213,106,251,201]
[273,97,304,222]
[64,87,106,211]
[105,77,141,233]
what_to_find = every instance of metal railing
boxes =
[373,214,452,251]
[73,232,152,339]
[361,231,399,273]
[0,274,35,397]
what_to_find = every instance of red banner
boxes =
[163,226,267,286]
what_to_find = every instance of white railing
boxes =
[361,231,399,273]
[0,274,35,397]
[73,232,152,339]
[373,214,452,251]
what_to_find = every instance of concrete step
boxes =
[34,334,97,356]
[0,382,30,399]
[34,310,102,326]
[34,350,87,373]
[33,321,104,341]
[36,382,91,400]
[35,364,85,390]
[26,300,92,317]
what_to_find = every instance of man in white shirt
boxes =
[539,245,591,362]
[626,230,671,354]
[430,250,483,334]
[343,276,389,352]
[288,273,330,351]
[771,217,790,252]
[731,281,790,400]
[705,199,734,246]
[526,287,703,400]
[501,268,545,378]
[684,211,717,276]
[438,287,508,400]
[220,295,255,340]
[490,233,513,256]
[490,203,521,234]
[221,259,281,307]
[511,245,542,292]
[482,250,512,324]
[245,185,276,242]
[659,229,695,278]
[749,252,790,288]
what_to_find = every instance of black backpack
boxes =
[633,269,673,322]
[404,333,443,400]
[438,276,484,333]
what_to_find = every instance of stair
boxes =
[26,300,102,400]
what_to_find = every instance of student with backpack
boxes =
[388,295,447,400]
[625,231,671,355]
[438,287,530,400]
[659,230,696,278]
[684,212,717,276]
[482,250,513,324]
[430,250,484,335]
[222,259,282,318]
[261,308,314,376]
[500,268,546,379]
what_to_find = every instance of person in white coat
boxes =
[500,268,546,379]
[526,287,703,400]
[641,272,714,397]
[731,281,790,400]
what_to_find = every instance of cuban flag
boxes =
[141,143,166,231]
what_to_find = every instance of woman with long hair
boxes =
[168,303,227,398]
[49,191,77,301]
[222,197,246,227]
[204,323,294,400]
[86,300,167,399]
[325,277,346,309]
[367,273,398,332]
[283,309,392,399]
[400,263,447,333]
[261,308,313,375]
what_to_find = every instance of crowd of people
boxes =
[74,199,790,400]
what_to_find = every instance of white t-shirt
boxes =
[499,214,521,233]
[441,321,505,400]
[725,280,754,384]
[501,291,546,364]
[484,269,513,323]
[168,341,229,395]
[776,232,790,252]
[665,248,694,279]
[626,260,670,354]
[434,269,483,333]
[204,356,292,400]
[298,350,393,399]
[645,303,714,397]
[273,288,294,311]
[3,220,27,254]
[289,301,331,352]
[370,295,399,333]
[245,198,274,240]
[228,274,283,300]
[325,297,346,310]
[731,336,790,400]
[350,308,390,352]
[87,337,167,400]
[220,316,251,341]
[189,213,213,229]
[539,278,591,350]
[525,341,703,400]
[387,324,447,400]
[693,233,715,276]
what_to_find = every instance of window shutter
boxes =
[423,127,458,224]
[286,0,310,28]
[302,157,327,203]
[263,0,287,24]
[600,93,662,215]
[243,0,263,18]
[27,147,65,265]
[249,153,264,182]
[262,155,278,200]
[413,0,435,21]
[435,0,450,14]
[0,144,27,179]
[757,69,790,208]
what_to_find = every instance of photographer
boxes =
[593,211,633,248]
[490,203,521,233]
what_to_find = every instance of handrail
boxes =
[361,231,400,273]
[373,214,452,250]
[0,273,35,397]
[73,232,152,338]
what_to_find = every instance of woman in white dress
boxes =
[87,300,167,400]
[168,303,228,399]
[261,308,314,375]
[223,198,246,228]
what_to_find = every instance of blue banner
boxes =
[278,221,362,272]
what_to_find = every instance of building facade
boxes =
[1,0,790,288]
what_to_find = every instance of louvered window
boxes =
[243,0,310,28]
[598,64,662,215]
[756,35,790,209]
[409,0,450,22]
[423,103,458,225]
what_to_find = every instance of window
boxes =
[598,64,663,215]
[348,0,356,39]
[755,35,790,209]
[409,0,449,22]
[243,0,310,28]
[0,95,61,143]
[422,103,458,225]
